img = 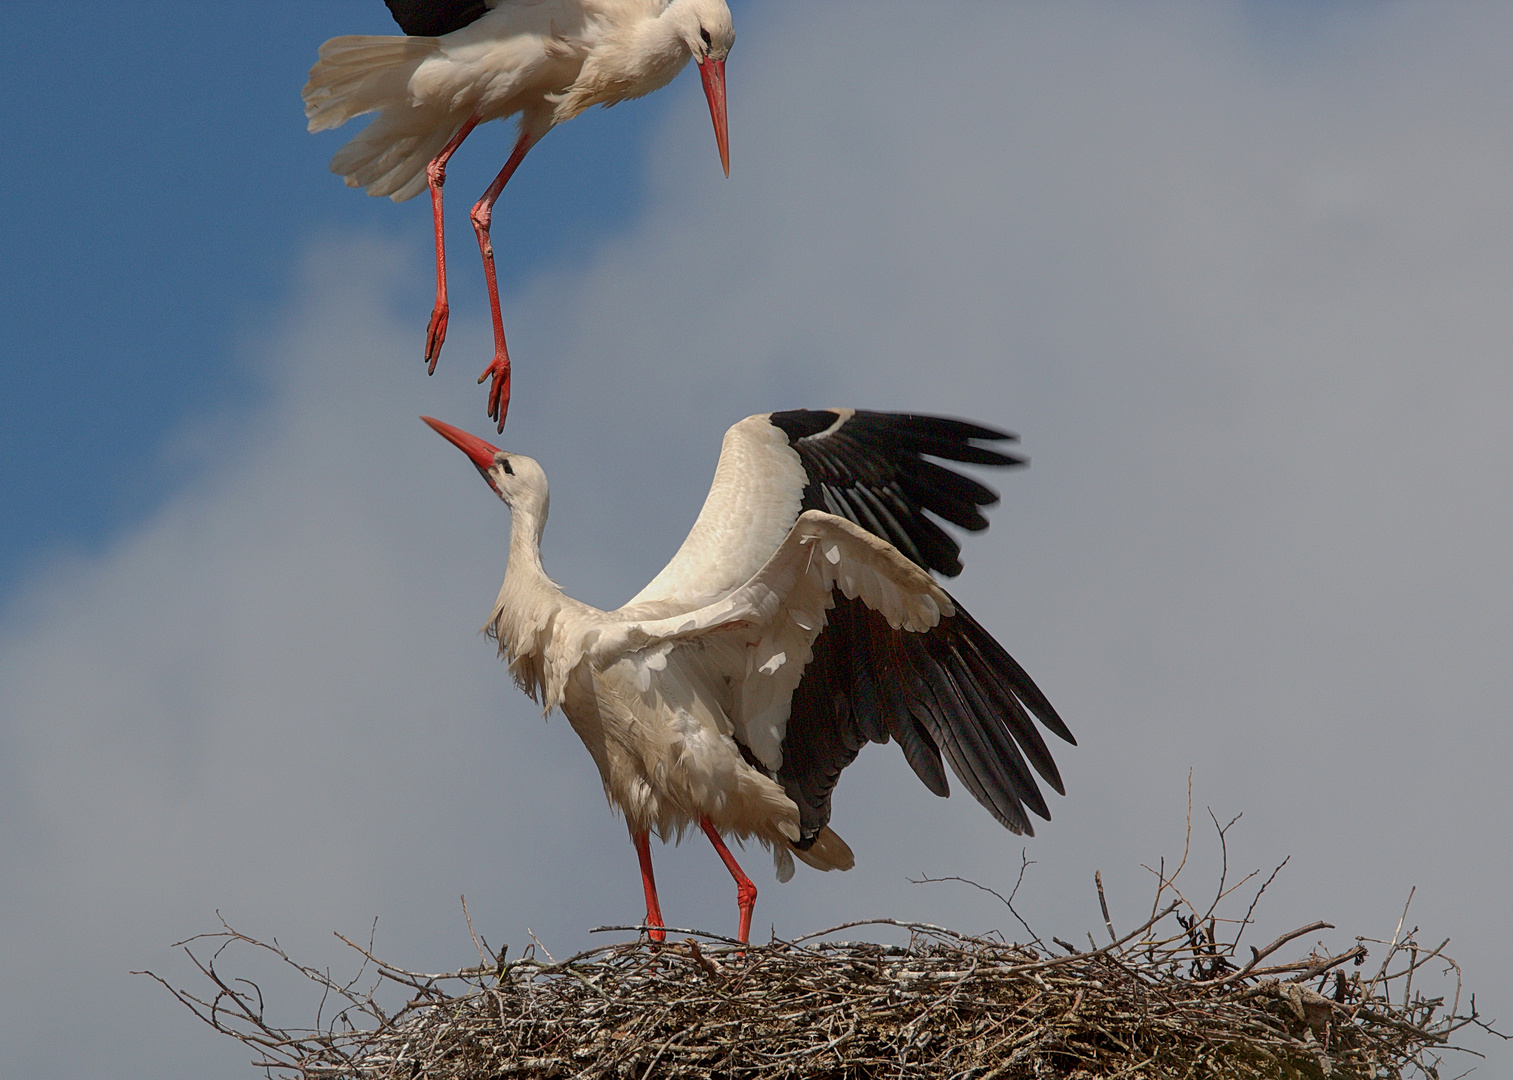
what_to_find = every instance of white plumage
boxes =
[304,0,735,430]
[424,410,1075,943]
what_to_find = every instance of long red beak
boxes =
[422,415,501,485]
[698,57,730,177]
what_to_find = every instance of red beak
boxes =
[698,57,730,177]
[422,416,501,487]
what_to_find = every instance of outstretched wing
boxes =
[385,0,496,37]
[620,409,1021,615]
[762,414,1071,842]
[616,408,1071,849]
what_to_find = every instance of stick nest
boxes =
[144,817,1500,1079]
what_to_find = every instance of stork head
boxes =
[422,417,549,520]
[675,0,734,177]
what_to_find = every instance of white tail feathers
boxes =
[302,35,446,202]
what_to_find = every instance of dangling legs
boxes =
[700,819,757,945]
[423,115,481,373]
[632,830,667,944]
[469,129,538,432]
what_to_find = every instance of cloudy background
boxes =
[3,1,1511,1075]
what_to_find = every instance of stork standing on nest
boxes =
[424,410,1075,944]
[304,0,735,432]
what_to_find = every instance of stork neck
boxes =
[505,504,551,582]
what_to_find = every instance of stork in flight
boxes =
[304,0,735,431]
[424,410,1075,944]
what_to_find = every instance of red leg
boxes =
[423,115,481,374]
[633,830,667,944]
[470,130,536,432]
[700,819,757,945]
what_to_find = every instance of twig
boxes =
[1096,870,1117,944]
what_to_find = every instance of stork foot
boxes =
[424,302,449,374]
[478,353,512,433]
[645,911,667,945]
[734,878,757,948]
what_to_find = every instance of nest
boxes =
[144,817,1498,1079]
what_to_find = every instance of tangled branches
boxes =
[141,814,1499,1079]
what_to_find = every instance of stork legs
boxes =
[420,120,539,433]
[700,818,758,946]
[469,131,537,433]
[631,821,759,947]
[632,830,667,944]
[422,115,481,374]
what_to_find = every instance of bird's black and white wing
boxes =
[622,408,1074,847]
[385,0,498,38]
[763,411,1073,843]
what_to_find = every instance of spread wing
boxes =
[618,407,1073,848]
[385,0,497,37]
[763,412,1072,842]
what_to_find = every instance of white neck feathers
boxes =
[487,503,565,706]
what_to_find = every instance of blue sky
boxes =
[0,1,660,598]
[4,3,1511,1077]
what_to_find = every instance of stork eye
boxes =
[501,459,515,475]
[700,27,712,47]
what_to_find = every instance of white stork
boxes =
[304,0,735,432]
[423,409,1075,944]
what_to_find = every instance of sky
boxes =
[2,1,1511,1076]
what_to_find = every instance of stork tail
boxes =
[302,35,448,201]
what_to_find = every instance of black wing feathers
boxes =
[778,594,1073,845]
[385,0,491,37]
[767,409,1073,847]
[768,409,1022,579]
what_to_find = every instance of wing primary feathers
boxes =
[906,633,1035,833]
[908,459,1001,526]
[902,650,1035,835]
[953,631,1067,793]
[899,714,951,797]
[853,484,918,559]
[942,649,1051,820]
[779,589,1072,845]
[835,487,891,551]
[949,606,1074,746]
[904,512,965,578]
[769,408,1021,579]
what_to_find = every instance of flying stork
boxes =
[423,409,1075,944]
[304,0,735,431]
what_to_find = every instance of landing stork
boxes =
[305,0,735,431]
[424,410,1074,944]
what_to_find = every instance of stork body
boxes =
[305,0,734,431]
[424,410,1074,943]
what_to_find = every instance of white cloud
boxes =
[4,3,1512,1074]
